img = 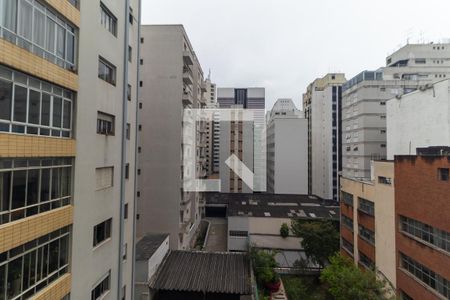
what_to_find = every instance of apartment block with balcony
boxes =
[342,43,450,180]
[0,0,140,298]
[340,161,396,295]
[138,25,207,250]
[395,150,450,300]
[303,73,346,202]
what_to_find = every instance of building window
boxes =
[0,0,77,70]
[126,123,130,140]
[0,226,70,299]
[128,46,132,62]
[98,57,116,85]
[229,230,248,237]
[0,158,72,225]
[93,219,112,247]
[0,66,73,137]
[400,216,449,253]
[359,251,374,269]
[400,253,449,299]
[97,111,115,135]
[139,81,143,87]
[378,176,392,185]
[342,191,353,206]
[125,163,129,179]
[123,243,127,260]
[342,215,353,230]
[138,124,142,131]
[341,237,354,255]
[138,146,141,153]
[100,3,117,36]
[128,7,133,24]
[438,168,449,181]
[140,59,144,65]
[358,197,374,216]
[380,144,386,148]
[91,271,111,300]
[139,103,143,109]
[415,58,426,64]
[124,203,128,219]
[127,84,132,101]
[359,225,375,244]
[380,101,386,105]
[140,37,144,43]
[95,167,113,190]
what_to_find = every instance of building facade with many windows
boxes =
[0,0,140,298]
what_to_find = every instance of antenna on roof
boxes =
[208,69,211,80]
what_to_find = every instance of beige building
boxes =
[0,0,139,299]
[340,161,396,293]
[137,25,207,250]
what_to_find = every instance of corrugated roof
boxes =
[136,233,169,261]
[150,251,252,295]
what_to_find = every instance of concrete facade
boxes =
[137,25,207,250]
[303,74,346,201]
[387,79,450,159]
[342,43,450,180]
[340,161,396,294]
[267,99,308,194]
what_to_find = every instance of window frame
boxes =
[100,2,117,37]
[93,218,112,247]
[98,56,116,86]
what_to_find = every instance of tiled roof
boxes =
[150,250,252,295]
[136,233,169,261]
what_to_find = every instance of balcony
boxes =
[201,81,207,92]
[183,66,193,85]
[183,88,194,105]
[183,50,194,65]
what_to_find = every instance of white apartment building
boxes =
[386,79,450,159]
[266,99,308,194]
[137,25,207,250]
[204,75,217,175]
[342,43,450,179]
[0,0,139,299]
[303,74,346,201]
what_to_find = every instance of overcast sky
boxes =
[142,0,450,110]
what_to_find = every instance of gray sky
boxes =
[142,0,450,110]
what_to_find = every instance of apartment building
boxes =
[217,87,266,192]
[0,0,139,299]
[266,99,308,194]
[387,79,450,159]
[340,161,396,294]
[303,73,346,201]
[204,75,217,176]
[342,43,450,179]
[395,150,450,300]
[138,25,207,250]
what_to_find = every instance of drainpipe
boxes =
[118,0,131,297]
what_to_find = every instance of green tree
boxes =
[320,254,388,300]
[280,223,289,238]
[250,248,279,286]
[283,277,309,300]
[291,219,339,268]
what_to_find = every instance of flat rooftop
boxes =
[205,192,339,219]
[136,233,169,261]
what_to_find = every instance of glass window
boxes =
[56,24,65,58]
[51,168,60,200]
[2,0,17,32]
[7,256,23,298]
[26,169,39,206]
[93,219,112,247]
[0,79,12,121]
[98,57,116,85]
[63,100,71,129]
[33,8,46,48]
[46,17,56,54]
[12,170,26,209]
[28,90,40,125]
[100,3,117,36]
[13,85,27,122]
[40,168,50,202]
[91,272,111,300]
[0,171,11,213]
[41,93,51,126]
[52,97,62,127]
[66,31,75,64]
[18,0,32,41]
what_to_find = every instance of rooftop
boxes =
[136,233,169,261]
[205,192,339,219]
[150,250,252,295]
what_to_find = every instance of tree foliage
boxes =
[320,254,388,300]
[280,223,290,238]
[250,248,279,285]
[291,219,339,267]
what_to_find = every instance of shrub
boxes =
[280,223,289,238]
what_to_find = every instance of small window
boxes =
[97,111,115,135]
[139,81,143,87]
[127,84,132,101]
[138,146,141,153]
[129,7,133,24]
[138,124,142,131]
[380,101,386,105]
[100,3,117,36]
[124,203,128,219]
[125,163,129,179]
[137,169,141,175]
[123,243,127,260]
[378,176,392,185]
[91,271,111,300]
[438,168,449,181]
[380,115,386,119]
[380,144,386,148]
[140,37,144,43]
[126,123,130,140]
[137,191,140,197]
[380,129,386,134]
[93,219,112,247]
[98,57,116,85]
[140,59,144,65]
[415,58,426,64]
[96,167,114,190]
[128,46,132,63]
[139,103,143,109]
